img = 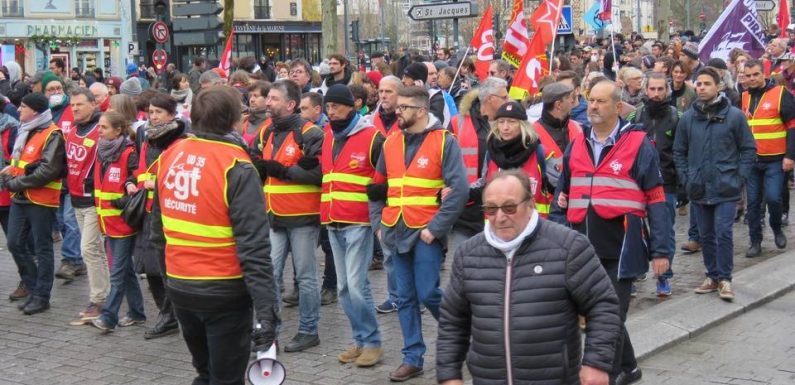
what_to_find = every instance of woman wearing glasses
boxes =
[481,101,553,218]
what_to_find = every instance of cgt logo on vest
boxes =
[609,160,623,175]
[163,152,203,215]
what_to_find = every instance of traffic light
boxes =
[154,0,168,16]
[349,20,360,44]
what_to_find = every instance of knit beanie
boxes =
[119,77,143,97]
[403,62,429,83]
[494,101,527,121]
[324,84,355,107]
[40,71,62,90]
[682,42,700,60]
[21,93,49,113]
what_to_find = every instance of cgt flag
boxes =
[508,33,549,101]
[698,0,765,63]
[779,0,791,37]
[502,0,531,68]
[219,29,234,73]
[470,5,494,81]
[530,0,564,45]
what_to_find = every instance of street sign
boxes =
[408,1,476,21]
[128,42,139,55]
[172,2,223,17]
[558,5,573,35]
[151,21,169,44]
[172,16,223,32]
[755,0,775,11]
[152,49,167,71]
[173,31,222,46]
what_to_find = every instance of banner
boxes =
[583,1,605,33]
[508,33,549,101]
[599,0,612,21]
[501,0,531,68]
[219,29,234,73]
[530,0,564,45]
[698,0,766,63]
[779,0,791,37]
[470,5,494,81]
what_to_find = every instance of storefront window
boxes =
[262,34,280,61]
[282,34,305,61]
[235,34,255,59]
[308,34,320,64]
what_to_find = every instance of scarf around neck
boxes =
[487,134,537,170]
[13,110,53,160]
[98,136,131,163]
[484,210,539,260]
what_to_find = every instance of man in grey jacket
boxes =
[368,86,468,381]
[437,170,620,385]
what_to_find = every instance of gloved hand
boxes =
[24,160,41,176]
[251,320,276,353]
[263,160,288,180]
[366,183,388,202]
[252,158,270,182]
[296,156,319,170]
[0,173,9,190]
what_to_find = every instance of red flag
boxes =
[501,0,531,68]
[219,29,234,73]
[469,5,494,81]
[779,0,791,37]
[508,33,549,101]
[599,0,612,21]
[530,0,564,45]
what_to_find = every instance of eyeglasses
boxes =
[289,69,306,75]
[483,198,530,216]
[396,104,422,112]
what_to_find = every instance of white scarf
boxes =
[484,210,539,260]
[13,110,53,160]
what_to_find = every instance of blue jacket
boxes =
[551,121,672,279]
[570,95,589,127]
[673,95,756,205]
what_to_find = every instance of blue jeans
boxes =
[327,225,381,348]
[7,203,56,300]
[270,225,321,335]
[693,202,736,282]
[393,239,444,368]
[379,239,399,304]
[100,236,145,327]
[747,160,785,243]
[319,227,336,291]
[56,192,82,264]
[663,193,677,279]
[688,203,701,242]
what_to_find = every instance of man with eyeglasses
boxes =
[367,86,467,381]
[488,59,513,87]
[553,80,672,385]
[436,169,620,385]
[289,59,315,94]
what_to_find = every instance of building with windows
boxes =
[0,0,126,77]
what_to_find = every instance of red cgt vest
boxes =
[66,122,100,198]
[451,114,480,184]
[0,129,13,206]
[534,120,582,159]
[566,131,647,224]
[320,125,379,224]
[94,145,136,237]
[485,153,552,218]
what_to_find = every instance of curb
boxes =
[628,249,795,361]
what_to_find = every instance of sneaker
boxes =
[694,278,718,294]
[118,316,146,327]
[283,333,320,353]
[681,240,702,253]
[79,302,102,320]
[55,263,77,280]
[630,284,637,298]
[91,318,114,333]
[355,347,383,367]
[656,277,672,297]
[338,346,362,363]
[718,280,735,301]
[282,291,299,307]
[320,288,338,306]
[616,367,643,385]
[8,281,28,301]
[375,300,397,313]
[634,273,647,282]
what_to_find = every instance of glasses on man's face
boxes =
[396,104,422,112]
[483,198,530,216]
[289,69,306,75]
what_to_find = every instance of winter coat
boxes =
[436,219,621,385]
[628,100,680,192]
[673,95,756,205]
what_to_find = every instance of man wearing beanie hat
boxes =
[105,76,123,95]
[319,83,386,368]
[126,63,150,90]
[401,62,451,127]
[679,42,704,82]
[1,92,66,314]
[401,62,428,87]
[534,82,582,163]
[119,77,143,97]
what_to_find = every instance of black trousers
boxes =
[174,304,253,385]
[600,258,637,376]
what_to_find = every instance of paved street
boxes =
[638,290,795,385]
[0,206,792,384]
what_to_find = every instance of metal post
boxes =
[452,0,459,48]
[636,0,641,33]
[344,0,350,58]
[379,0,385,50]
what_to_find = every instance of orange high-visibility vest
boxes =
[742,86,788,156]
[94,145,136,237]
[260,121,322,216]
[157,137,251,280]
[381,129,445,228]
[566,131,647,224]
[9,124,63,207]
[320,125,379,224]
[373,111,399,137]
[534,120,582,159]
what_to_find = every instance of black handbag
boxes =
[119,189,148,230]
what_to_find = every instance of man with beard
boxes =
[251,79,325,352]
[320,54,353,94]
[367,86,467,381]
[241,81,271,148]
[627,72,681,297]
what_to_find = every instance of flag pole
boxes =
[450,46,471,88]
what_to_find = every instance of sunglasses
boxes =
[483,198,530,216]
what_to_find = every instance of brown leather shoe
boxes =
[694,278,718,294]
[8,281,28,301]
[681,240,702,254]
[388,364,423,382]
[718,280,735,301]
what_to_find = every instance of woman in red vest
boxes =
[483,101,553,217]
[0,97,18,234]
[89,111,144,332]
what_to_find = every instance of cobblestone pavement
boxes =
[0,206,792,384]
[638,290,795,385]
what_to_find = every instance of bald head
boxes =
[425,62,438,88]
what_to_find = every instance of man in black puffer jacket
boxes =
[437,170,620,385]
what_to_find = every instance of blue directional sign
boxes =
[558,5,573,35]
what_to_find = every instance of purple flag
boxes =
[698,0,766,63]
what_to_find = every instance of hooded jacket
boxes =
[451,89,490,236]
